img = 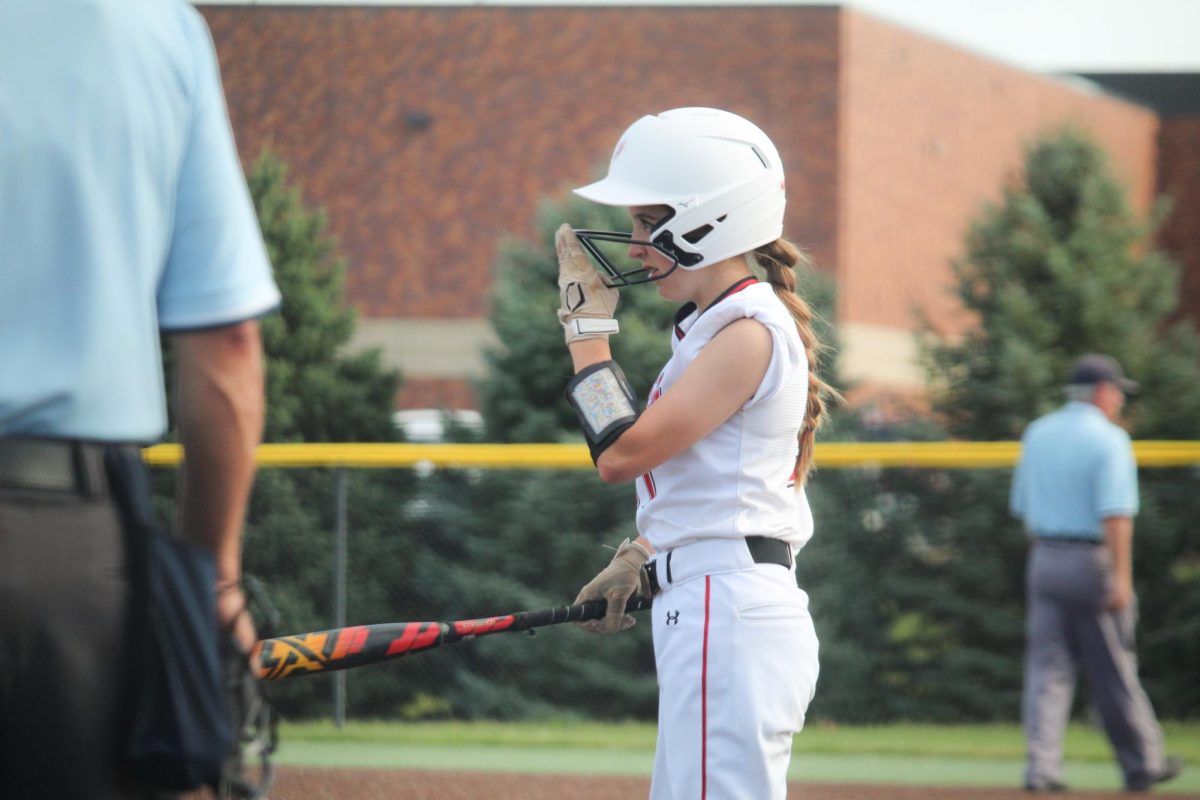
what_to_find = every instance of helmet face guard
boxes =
[574,211,698,287]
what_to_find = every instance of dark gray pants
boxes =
[0,478,141,799]
[1023,540,1167,788]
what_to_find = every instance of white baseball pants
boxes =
[648,538,819,799]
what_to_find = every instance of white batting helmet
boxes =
[573,107,786,286]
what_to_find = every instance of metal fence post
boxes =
[333,467,348,728]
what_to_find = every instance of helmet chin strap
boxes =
[651,229,704,269]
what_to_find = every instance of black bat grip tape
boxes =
[583,595,652,620]
[514,595,653,630]
[572,594,652,623]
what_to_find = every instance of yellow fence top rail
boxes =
[141,441,1200,469]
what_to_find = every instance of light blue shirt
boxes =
[0,0,281,442]
[1010,402,1139,538]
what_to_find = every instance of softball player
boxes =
[558,107,833,799]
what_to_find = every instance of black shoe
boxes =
[1024,778,1069,793]
[1125,755,1184,791]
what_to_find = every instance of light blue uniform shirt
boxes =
[1010,402,1139,538]
[0,0,280,442]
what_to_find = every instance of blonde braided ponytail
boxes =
[753,239,839,486]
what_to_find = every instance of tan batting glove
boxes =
[555,223,619,345]
[573,537,651,634]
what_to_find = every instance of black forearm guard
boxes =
[565,360,640,463]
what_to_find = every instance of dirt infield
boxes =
[262,765,1176,799]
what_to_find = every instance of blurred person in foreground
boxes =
[0,1,280,797]
[1010,354,1183,793]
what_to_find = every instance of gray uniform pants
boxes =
[0,460,153,799]
[1023,540,1167,788]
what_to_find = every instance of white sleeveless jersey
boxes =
[635,280,815,553]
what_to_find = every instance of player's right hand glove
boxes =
[556,223,619,345]
[573,537,651,634]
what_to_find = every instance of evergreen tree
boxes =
[916,128,1200,717]
[242,151,419,717]
[247,151,399,443]
[155,151,409,718]
[790,272,997,722]
[923,129,1200,440]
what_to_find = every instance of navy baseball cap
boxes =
[1069,353,1140,396]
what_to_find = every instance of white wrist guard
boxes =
[565,360,639,462]
[568,318,620,337]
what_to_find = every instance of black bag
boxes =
[105,446,233,792]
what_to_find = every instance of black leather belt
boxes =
[644,535,793,594]
[746,535,793,567]
[644,552,667,594]
[0,438,111,496]
[1036,535,1103,546]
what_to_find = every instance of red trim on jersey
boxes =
[673,302,696,341]
[649,383,663,406]
[701,575,712,799]
[702,276,758,313]
[640,381,663,502]
[725,275,758,295]
[674,278,760,341]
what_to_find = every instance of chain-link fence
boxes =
[147,442,1200,726]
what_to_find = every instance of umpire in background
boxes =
[0,1,280,797]
[1010,354,1183,793]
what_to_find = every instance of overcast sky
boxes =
[202,0,1200,74]
[846,0,1200,72]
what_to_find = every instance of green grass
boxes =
[796,720,1200,762]
[279,719,1200,762]
[279,719,658,749]
[274,720,1200,792]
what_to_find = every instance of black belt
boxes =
[0,438,113,496]
[1036,535,1103,546]
[746,535,793,567]
[644,535,793,595]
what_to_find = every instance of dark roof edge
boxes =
[1070,72,1200,117]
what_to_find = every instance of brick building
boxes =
[1080,73,1200,329]
[198,3,1196,411]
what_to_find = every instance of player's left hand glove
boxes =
[573,537,651,634]
[556,223,619,345]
